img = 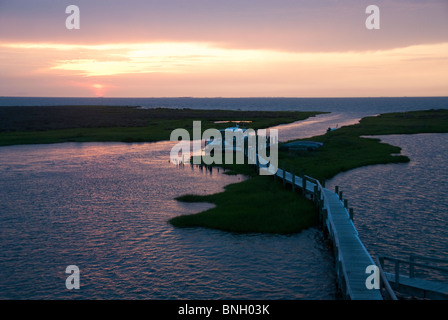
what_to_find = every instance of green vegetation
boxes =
[337,109,448,136]
[2,106,447,234]
[170,109,448,234]
[280,109,448,181]
[170,175,319,234]
[280,132,409,182]
[0,105,323,234]
[0,106,323,146]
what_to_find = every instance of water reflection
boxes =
[270,112,366,142]
[0,141,336,299]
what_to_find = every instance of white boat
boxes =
[204,124,247,153]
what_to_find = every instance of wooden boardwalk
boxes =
[202,135,446,299]
[273,165,447,300]
[244,139,383,299]
[276,168,383,300]
[243,139,445,299]
[379,255,448,299]
[385,273,448,299]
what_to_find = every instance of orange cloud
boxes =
[0,41,447,97]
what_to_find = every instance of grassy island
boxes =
[1,106,447,234]
[0,106,322,146]
[0,105,323,234]
[170,109,448,234]
[171,175,319,234]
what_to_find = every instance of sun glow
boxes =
[91,84,105,96]
[1,41,447,97]
[44,42,287,77]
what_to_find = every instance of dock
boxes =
[272,163,447,300]
[379,255,448,299]
[204,133,447,300]
[240,137,384,299]
[275,167,383,300]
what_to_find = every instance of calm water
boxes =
[1,97,448,299]
[0,142,335,299]
[327,134,448,281]
[1,97,448,114]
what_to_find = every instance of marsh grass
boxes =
[170,174,319,234]
[2,107,447,234]
[0,106,323,146]
[170,109,448,234]
[281,109,448,181]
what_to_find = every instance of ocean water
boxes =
[1,96,448,299]
[1,96,448,114]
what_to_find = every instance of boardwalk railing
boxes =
[274,164,383,300]
[243,135,385,299]
[194,135,448,300]
[200,134,388,299]
[375,257,399,300]
[378,255,448,298]
[379,255,448,287]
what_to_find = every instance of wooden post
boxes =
[335,185,339,195]
[344,199,348,209]
[349,208,354,221]
[339,191,343,201]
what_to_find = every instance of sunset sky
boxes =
[0,0,447,97]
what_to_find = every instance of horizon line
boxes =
[1,95,448,99]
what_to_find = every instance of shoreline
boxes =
[170,109,448,233]
[0,106,323,147]
[1,106,447,234]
